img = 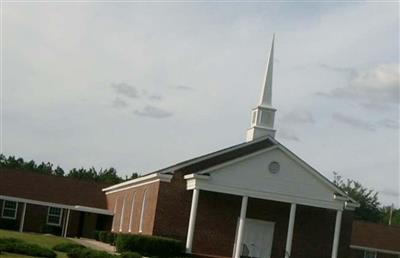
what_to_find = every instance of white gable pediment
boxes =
[186,145,345,210]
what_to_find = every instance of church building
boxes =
[103,37,359,258]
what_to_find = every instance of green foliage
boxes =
[0,237,57,258]
[98,231,116,245]
[116,234,185,257]
[52,243,85,252]
[0,154,139,184]
[381,205,400,225]
[120,251,142,258]
[67,247,114,258]
[333,172,398,224]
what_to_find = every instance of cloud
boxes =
[281,110,314,124]
[318,63,399,110]
[149,95,163,101]
[133,105,173,119]
[377,119,399,130]
[173,85,194,91]
[112,97,129,109]
[277,128,300,141]
[111,83,140,99]
[332,113,375,131]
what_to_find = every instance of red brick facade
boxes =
[108,170,354,258]
[106,181,160,235]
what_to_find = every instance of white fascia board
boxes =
[186,181,344,211]
[183,174,210,180]
[102,173,173,193]
[0,195,112,215]
[350,245,400,255]
[73,206,113,215]
[270,138,359,205]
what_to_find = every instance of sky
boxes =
[1,1,399,206]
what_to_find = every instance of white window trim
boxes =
[46,207,63,226]
[138,189,147,233]
[1,200,18,220]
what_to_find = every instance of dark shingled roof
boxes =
[0,169,109,209]
[151,137,276,175]
[351,220,400,252]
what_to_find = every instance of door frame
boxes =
[232,218,275,258]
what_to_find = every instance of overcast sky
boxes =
[2,1,399,206]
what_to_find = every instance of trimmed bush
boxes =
[121,251,142,258]
[52,242,86,252]
[99,231,109,243]
[116,234,185,257]
[0,237,56,258]
[98,231,116,245]
[67,247,115,258]
[94,230,101,241]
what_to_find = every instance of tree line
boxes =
[333,172,399,225]
[0,154,138,185]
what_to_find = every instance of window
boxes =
[1,201,17,219]
[364,251,377,258]
[47,207,62,226]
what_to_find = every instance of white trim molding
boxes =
[187,180,345,210]
[46,206,63,226]
[1,200,18,220]
[103,173,173,195]
[0,195,112,216]
[350,245,400,255]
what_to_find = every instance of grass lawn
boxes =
[0,229,73,258]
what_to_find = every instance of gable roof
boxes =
[351,220,400,253]
[0,169,109,210]
[107,136,357,208]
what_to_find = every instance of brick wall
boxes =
[350,249,399,258]
[152,172,353,258]
[106,181,160,235]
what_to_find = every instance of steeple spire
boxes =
[259,34,274,106]
[246,35,277,142]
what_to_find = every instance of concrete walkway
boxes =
[69,237,116,254]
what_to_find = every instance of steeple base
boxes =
[246,126,276,142]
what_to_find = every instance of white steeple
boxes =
[246,35,277,142]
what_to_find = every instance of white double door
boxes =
[234,218,275,258]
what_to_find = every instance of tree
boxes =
[333,172,382,223]
[1,154,139,184]
[381,205,400,225]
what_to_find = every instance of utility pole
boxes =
[388,203,394,226]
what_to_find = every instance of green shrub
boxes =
[52,242,86,252]
[94,230,101,241]
[98,231,116,245]
[107,232,116,245]
[67,247,114,258]
[121,251,142,258]
[116,234,185,257]
[0,237,56,258]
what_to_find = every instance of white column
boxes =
[185,189,200,253]
[285,203,297,258]
[234,196,248,258]
[331,209,343,258]
[19,203,27,232]
[63,209,71,238]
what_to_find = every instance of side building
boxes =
[0,169,113,238]
[350,220,400,258]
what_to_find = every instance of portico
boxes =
[183,141,358,258]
